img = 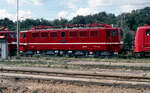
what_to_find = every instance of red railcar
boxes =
[19,24,123,56]
[0,26,16,53]
[134,25,150,56]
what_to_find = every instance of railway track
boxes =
[0,66,150,88]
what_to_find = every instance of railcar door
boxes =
[144,30,150,48]
[106,29,118,51]
[20,32,27,44]
[112,29,118,42]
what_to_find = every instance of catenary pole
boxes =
[16,0,19,56]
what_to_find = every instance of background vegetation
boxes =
[0,7,150,51]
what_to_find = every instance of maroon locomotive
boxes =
[134,25,150,56]
[0,26,16,54]
[19,23,123,57]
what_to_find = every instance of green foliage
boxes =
[123,32,133,51]
[0,7,150,48]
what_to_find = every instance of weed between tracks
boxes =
[0,57,150,71]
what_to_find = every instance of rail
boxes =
[1,66,150,88]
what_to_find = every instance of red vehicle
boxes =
[134,25,150,56]
[19,23,123,57]
[0,26,16,54]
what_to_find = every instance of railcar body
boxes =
[134,26,150,55]
[19,24,123,57]
[0,26,16,52]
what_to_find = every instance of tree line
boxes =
[1,7,150,31]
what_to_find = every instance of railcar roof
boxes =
[138,26,150,30]
[20,27,119,33]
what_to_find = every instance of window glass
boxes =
[80,31,88,37]
[61,32,65,37]
[69,31,77,37]
[32,33,39,38]
[50,32,57,37]
[24,33,26,38]
[20,33,23,38]
[4,33,7,37]
[90,31,98,37]
[146,30,150,36]
[0,33,4,36]
[41,32,48,37]
[10,33,16,38]
[112,30,116,36]
[107,30,111,37]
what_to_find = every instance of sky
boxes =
[0,0,150,21]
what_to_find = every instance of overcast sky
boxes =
[0,0,150,21]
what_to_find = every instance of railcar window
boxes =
[24,33,26,38]
[50,32,57,37]
[20,33,23,38]
[1,33,4,36]
[146,30,150,36]
[112,30,116,36]
[32,33,39,38]
[10,33,16,38]
[80,31,88,37]
[4,33,7,37]
[69,31,77,37]
[107,30,111,37]
[90,31,98,37]
[61,32,66,37]
[41,32,48,38]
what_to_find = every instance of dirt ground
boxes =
[0,79,150,93]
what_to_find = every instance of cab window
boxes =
[112,30,116,36]
[10,33,16,38]
[24,33,26,38]
[20,33,23,38]
[107,30,111,37]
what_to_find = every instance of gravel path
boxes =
[68,61,150,67]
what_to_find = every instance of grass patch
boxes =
[0,58,150,71]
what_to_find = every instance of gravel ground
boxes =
[0,79,150,93]
[0,57,150,93]
[68,61,150,67]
